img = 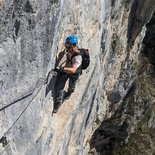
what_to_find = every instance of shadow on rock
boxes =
[45,71,57,102]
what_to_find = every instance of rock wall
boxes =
[0,0,61,154]
[89,0,155,155]
[0,0,155,155]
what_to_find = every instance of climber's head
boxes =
[65,35,78,52]
[65,35,78,46]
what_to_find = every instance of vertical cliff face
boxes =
[0,0,60,154]
[89,0,155,155]
[0,0,155,155]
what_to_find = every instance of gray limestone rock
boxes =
[0,0,155,155]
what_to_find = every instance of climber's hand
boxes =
[53,67,64,73]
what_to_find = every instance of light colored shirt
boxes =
[67,53,82,68]
[56,50,82,68]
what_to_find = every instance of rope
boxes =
[0,70,57,141]
[60,60,67,67]
[0,70,57,111]
[0,85,42,141]
[0,78,44,111]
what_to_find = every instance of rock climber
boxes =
[53,35,82,113]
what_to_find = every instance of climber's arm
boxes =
[63,65,78,74]
[55,50,65,67]
[63,55,82,74]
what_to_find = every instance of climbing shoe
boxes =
[64,91,72,100]
[53,101,62,113]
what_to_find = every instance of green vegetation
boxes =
[113,51,155,155]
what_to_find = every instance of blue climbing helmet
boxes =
[65,35,78,45]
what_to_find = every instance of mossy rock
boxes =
[114,108,153,155]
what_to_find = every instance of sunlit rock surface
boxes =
[0,0,155,155]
